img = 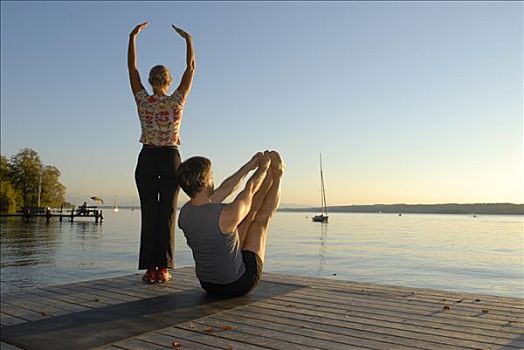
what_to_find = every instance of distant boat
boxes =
[312,153,328,223]
[112,196,119,212]
[131,199,135,212]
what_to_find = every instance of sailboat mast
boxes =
[319,153,327,216]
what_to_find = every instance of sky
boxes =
[1,1,523,207]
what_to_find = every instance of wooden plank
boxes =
[264,272,524,305]
[2,269,522,350]
[263,273,524,308]
[291,287,524,316]
[213,310,455,350]
[258,297,521,336]
[90,346,126,350]
[111,276,196,292]
[14,289,93,312]
[0,341,26,350]
[0,280,301,350]
[112,268,200,289]
[185,320,326,350]
[0,313,27,327]
[102,274,194,289]
[39,284,117,303]
[35,285,112,308]
[0,303,49,322]
[284,289,524,326]
[117,273,199,291]
[1,289,92,317]
[160,325,269,350]
[2,281,180,310]
[192,316,396,350]
[100,338,172,350]
[66,283,145,302]
[263,296,524,337]
[1,298,71,318]
[0,270,256,312]
[87,280,189,299]
[118,270,197,282]
[136,331,218,350]
[272,292,524,328]
[248,300,520,342]
[51,284,141,304]
[227,303,523,349]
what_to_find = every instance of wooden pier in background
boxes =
[1,266,523,350]
[0,206,104,223]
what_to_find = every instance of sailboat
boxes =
[312,153,328,223]
[112,195,119,212]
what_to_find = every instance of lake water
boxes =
[1,210,523,298]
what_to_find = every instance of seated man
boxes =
[177,151,284,296]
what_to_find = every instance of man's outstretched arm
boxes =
[211,152,262,204]
[218,154,271,234]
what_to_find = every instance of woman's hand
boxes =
[130,22,149,38]
[128,22,147,94]
[172,25,192,40]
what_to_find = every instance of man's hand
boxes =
[130,22,148,38]
[172,25,192,40]
[269,151,285,176]
[259,151,271,170]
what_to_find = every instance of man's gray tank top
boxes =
[178,202,246,284]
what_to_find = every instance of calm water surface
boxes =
[1,211,522,297]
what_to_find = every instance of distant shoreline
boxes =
[98,203,524,216]
[278,203,524,216]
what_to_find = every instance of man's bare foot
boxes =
[259,151,271,170]
[269,151,285,176]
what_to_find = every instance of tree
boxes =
[40,165,66,207]
[7,148,66,208]
[0,155,23,213]
[0,155,9,180]
[0,180,23,213]
[9,148,43,207]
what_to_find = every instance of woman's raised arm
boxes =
[172,25,195,99]
[128,22,148,95]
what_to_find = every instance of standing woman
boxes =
[128,22,195,283]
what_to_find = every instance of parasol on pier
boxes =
[90,196,104,205]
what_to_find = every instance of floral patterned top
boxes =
[134,89,186,146]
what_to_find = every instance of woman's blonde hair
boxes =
[148,65,173,88]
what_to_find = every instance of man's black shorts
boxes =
[199,250,263,297]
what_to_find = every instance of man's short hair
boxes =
[176,156,212,198]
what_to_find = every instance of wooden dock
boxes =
[0,206,104,223]
[1,266,523,350]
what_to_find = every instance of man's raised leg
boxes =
[241,151,284,263]
[237,170,273,246]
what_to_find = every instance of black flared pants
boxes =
[135,145,181,270]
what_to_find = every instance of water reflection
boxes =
[1,217,60,267]
[69,220,104,250]
[0,215,124,292]
[1,212,523,297]
[317,223,328,274]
